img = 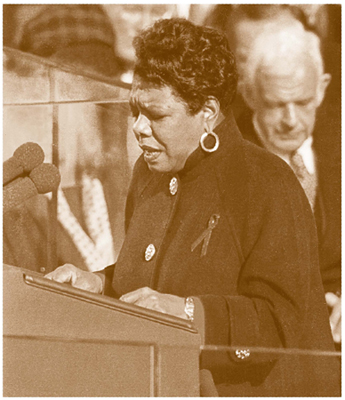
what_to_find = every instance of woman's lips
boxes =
[141,145,161,162]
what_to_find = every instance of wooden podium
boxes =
[3,264,201,396]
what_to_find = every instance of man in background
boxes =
[236,18,341,345]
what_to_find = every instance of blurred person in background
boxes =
[236,18,341,346]
[18,4,124,80]
[103,4,178,84]
[103,4,216,84]
[205,4,341,119]
[46,18,340,396]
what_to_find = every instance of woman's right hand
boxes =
[45,264,103,294]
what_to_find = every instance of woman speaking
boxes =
[46,18,339,396]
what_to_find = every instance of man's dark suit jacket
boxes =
[237,109,341,294]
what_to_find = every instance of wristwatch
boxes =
[184,297,195,322]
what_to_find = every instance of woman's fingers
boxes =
[45,264,75,283]
[325,292,339,307]
[134,296,166,313]
[120,287,186,319]
[45,264,103,293]
[120,286,152,303]
[325,292,341,343]
[120,287,164,312]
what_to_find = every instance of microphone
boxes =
[29,163,61,194]
[3,163,61,212]
[3,142,45,186]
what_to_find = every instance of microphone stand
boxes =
[46,66,59,273]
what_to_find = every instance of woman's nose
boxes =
[282,103,297,129]
[132,113,151,138]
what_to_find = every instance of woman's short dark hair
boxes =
[133,18,237,115]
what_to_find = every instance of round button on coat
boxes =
[145,244,156,261]
[235,349,250,360]
[169,177,178,195]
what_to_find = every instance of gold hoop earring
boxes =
[200,131,219,153]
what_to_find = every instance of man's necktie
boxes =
[290,151,317,210]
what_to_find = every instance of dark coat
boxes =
[237,109,341,294]
[102,112,340,396]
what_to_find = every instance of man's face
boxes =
[254,57,322,154]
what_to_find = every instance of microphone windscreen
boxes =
[13,142,45,172]
[3,177,38,212]
[29,163,61,194]
[3,157,24,185]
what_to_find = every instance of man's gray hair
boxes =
[241,18,324,108]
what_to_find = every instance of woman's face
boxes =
[129,76,205,173]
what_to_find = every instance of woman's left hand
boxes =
[120,287,187,319]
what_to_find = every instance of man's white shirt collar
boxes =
[253,114,315,175]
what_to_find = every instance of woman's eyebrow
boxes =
[128,96,137,107]
[130,98,156,113]
[129,99,147,114]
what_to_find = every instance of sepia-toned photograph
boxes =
[3,3,341,396]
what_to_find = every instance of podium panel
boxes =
[3,264,201,396]
[4,338,154,396]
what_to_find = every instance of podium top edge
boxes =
[3,264,198,334]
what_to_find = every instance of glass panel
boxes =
[3,47,130,106]
[3,48,50,105]
[51,68,130,104]
[3,47,141,273]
